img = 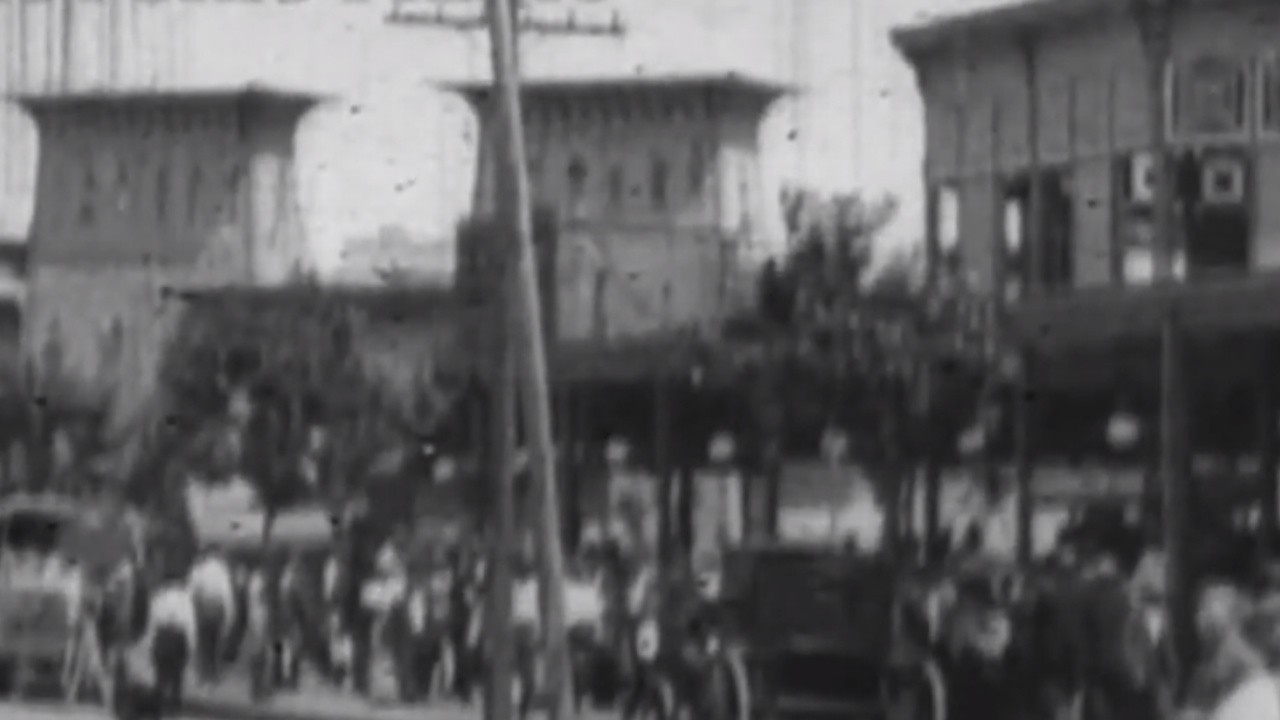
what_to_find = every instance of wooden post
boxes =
[1015,32,1042,567]
[483,0,572,715]
[654,375,672,565]
[483,319,517,720]
[1259,344,1278,562]
[1014,355,1035,566]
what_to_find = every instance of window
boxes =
[1169,54,1249,140]
[566,155,587,213]
[155,163,169,223]
[649,152,668,210]
[936,184,960,272]
[607,164,624,211]
[225,163,242,222]
[77,161,95,226]
[688,139,707,198]
[187,166,203,225]
[1260,53,1280,133]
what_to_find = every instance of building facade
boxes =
[454,75,787,348]
[18,87,317,427]
[894,0,1280,300]
[0,0,862,260]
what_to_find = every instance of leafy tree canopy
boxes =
[154,278,442,534]
[743,187,999,473]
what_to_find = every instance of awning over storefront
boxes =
[1007,272,1280,350]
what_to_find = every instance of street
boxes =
[0,699,621,720]
[0,700,488,720]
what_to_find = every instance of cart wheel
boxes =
[884,658,946,720]
[705,649,751,720]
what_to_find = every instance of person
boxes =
[144,571,197,713]
[1183,583,1268,717]
[188,546,235,684]
[362,541,408,701]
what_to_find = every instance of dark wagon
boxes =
[702,543,945,720]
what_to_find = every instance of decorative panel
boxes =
[957,176,997,294]
[1072,157,1114,287]
[998,87,1031,172]
[1112,67,1150,152]
[1038,76,1071,164]
[1170,54,1250,142]
[1071,73,1110,157]
[962,99,994,174]
[925,96,960,180]
[1252,146,1280,270]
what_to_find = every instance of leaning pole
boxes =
[483,0,574,716]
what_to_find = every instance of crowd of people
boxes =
[916,509,1280,720]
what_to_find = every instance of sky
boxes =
[0,0,1012,270]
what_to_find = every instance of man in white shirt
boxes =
[188,548,235,683]
[146,580,196,711]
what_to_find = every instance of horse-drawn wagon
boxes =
[701,543,945,720]
[0,493,147,701]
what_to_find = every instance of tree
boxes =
[0,329,137,497]
[739,187,997,553]
[154,279,436,548]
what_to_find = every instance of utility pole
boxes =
[1133,0,1190,698]
[482,0,573,714]
[392,2,623,716]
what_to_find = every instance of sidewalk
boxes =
[184,681,481,720]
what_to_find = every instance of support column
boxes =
[1016,32,1042,568]
[1161,310,1192,693]
[1259,343,1278,561]
[654,375,673,564]
[1014,353,1035,565]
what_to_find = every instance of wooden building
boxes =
[892,0,1280,668]
[14,85,321,428]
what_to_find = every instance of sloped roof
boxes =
[438,71,795,103]
[13,83,325,114]
[891,0,1112,61]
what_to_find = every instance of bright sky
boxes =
[0,0,1010,268]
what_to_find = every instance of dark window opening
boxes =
[1115,148,1249,282]
[1004,169,1074,292]
[78,164,96,226]
[649,153,668,210]
[608,165,624,211]
[688,139,707,198]
[1183,148,1250,277]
